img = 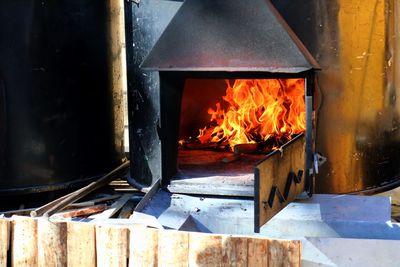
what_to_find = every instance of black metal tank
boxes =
[0,0,125,194]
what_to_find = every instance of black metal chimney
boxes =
[141,0,319,72]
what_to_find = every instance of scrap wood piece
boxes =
[89,194,131,219]
[129,226,158,267]
[0,218,10,267]
[96,224,129,267]
[31,160,129,217]
[11,216,38,267]
[37,219,67,267]
[158,230,189,267]
[67,222,96,267]
[1,196,119,218]
[51,204,108,219]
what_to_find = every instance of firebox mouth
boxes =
[141,0,320,73]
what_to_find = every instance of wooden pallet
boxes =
[0,216,301,267]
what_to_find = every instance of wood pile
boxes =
[0,216,301,267]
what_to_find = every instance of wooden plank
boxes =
[37,219,67,267]
[0,219,10,267]
[255,134,306,232]
[129,226,158,267]
[247,237,269,267]
[90,194,131,219]
[67,222,96,267]
[188,232,223,266]
[268,240,301,267]
[96,224,129,267]
[11,216,38,267]
[221,235,248,267]
[158,230,189,267]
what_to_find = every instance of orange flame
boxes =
[197,79,306,149]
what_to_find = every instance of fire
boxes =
[197,79,306,150]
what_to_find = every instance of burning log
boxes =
[234,143,259,155]
[194,79,306,151]
[179,140,229,151]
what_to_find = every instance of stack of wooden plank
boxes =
[0,216,301,267]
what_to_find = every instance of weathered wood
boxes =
[96,224,129,267]
[5,216,300,267]
[3,195,119,217]
[53,204,108,218]
[11,216,38,267]
[37,219,67,267]
[90,194,131,219]
[255,134,306,232]
[0,219,10,267]
[129,226,158,267]
[189,232,223,266]
[158,230,189,267]
[34,160,129,217]
[247,237,269,267]
[221,235,248,267]
[268,240,301,267]
[67,222,96,267]
[106,0,126,153]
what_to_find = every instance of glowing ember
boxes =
[196,79,306,150]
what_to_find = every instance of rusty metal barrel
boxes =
[274,0,400,194]
[0,0,126,194]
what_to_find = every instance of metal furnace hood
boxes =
[141,0,320,73]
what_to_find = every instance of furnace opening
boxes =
[176,78,306,179]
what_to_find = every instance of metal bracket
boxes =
[128,0,141,6]
[267,170,304,208]
[284,170,303,199]
[311,153,327,175]
[267,186,285,208]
